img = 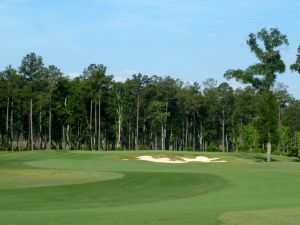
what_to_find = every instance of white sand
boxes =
[136,155,227,164]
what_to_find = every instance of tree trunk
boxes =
[135,94,140,150]
[64,97,70,150]
[278,106,282,129]
[221,108,225,152]
[128,122,131,150]
[239,120,243,151]
[94,101,97,151]
[62,124,65,150]
[48,103,52,150]
[10,100,14,151]
[267,142,272,162]
[185,116,188,150]
[18,99,24,151]
[278,106,283,152]
[155,134,158,150]
[267,133,272,162]
[193,113,196,151]
[164,102,168,150]
[66,124,70,150]
[39,108,42,149]
[116,105,122,149]
[225,134,229,152]
[161,123,164,150]
[170,126,173,151]
[98,97,101,151]
[6,97,10,150]
[90,100,93,150]
[30,98,33,151]
[143,118,146,147]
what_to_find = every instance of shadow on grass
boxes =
[235,154,279,162]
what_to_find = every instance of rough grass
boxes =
[0,151,299,225]
[219,208,300,225]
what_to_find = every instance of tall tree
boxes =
[224,28,289,162]
[126,74,148,150]
[109,82,127,149]
[44,65,62,149]
[83,64,112,150]
[233,87,256,151]
[216,83,234,152]
[0,66,20,150]
[19,53,44,150]
[147,100,169,150]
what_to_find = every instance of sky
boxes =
[1,0,300,98]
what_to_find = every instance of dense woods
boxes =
[1,28,300,157]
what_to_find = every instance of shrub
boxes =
[206,145,222,152]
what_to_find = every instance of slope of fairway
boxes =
[0,169,123,189]
[0,171,227,211]
[0,151,300,225]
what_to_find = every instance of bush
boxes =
[206,145,222,152]
[138,145,150,150]
[288,147,299,157]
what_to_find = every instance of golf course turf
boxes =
[0,151,299,225]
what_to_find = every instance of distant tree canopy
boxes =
[0,28,300,160]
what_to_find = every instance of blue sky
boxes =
[1,0,300,98]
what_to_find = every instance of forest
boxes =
[1,28,300,158]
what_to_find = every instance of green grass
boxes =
[0,151,300,225]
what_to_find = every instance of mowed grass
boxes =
[0,151,300,225]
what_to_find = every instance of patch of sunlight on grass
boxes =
[219,208,300,225]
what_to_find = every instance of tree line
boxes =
[1,28,300,159]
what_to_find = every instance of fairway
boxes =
[0,151,300,225]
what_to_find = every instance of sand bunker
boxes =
[137,156,227,164]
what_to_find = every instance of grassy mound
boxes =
[0,169,123,190]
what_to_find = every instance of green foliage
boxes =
[0,28,299,153]
[290,46,300,73]
[206,145,222,152]
[147,100,169,131]
[254,91,279,144]
[283,100,300,131]
[224,28,289,160]
[238,124,260,152]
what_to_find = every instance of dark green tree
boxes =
[44,65,63,149]
[19,53,45,150]
[290,46,300,73]
[224,28,289,162]
[82,64,113,150]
